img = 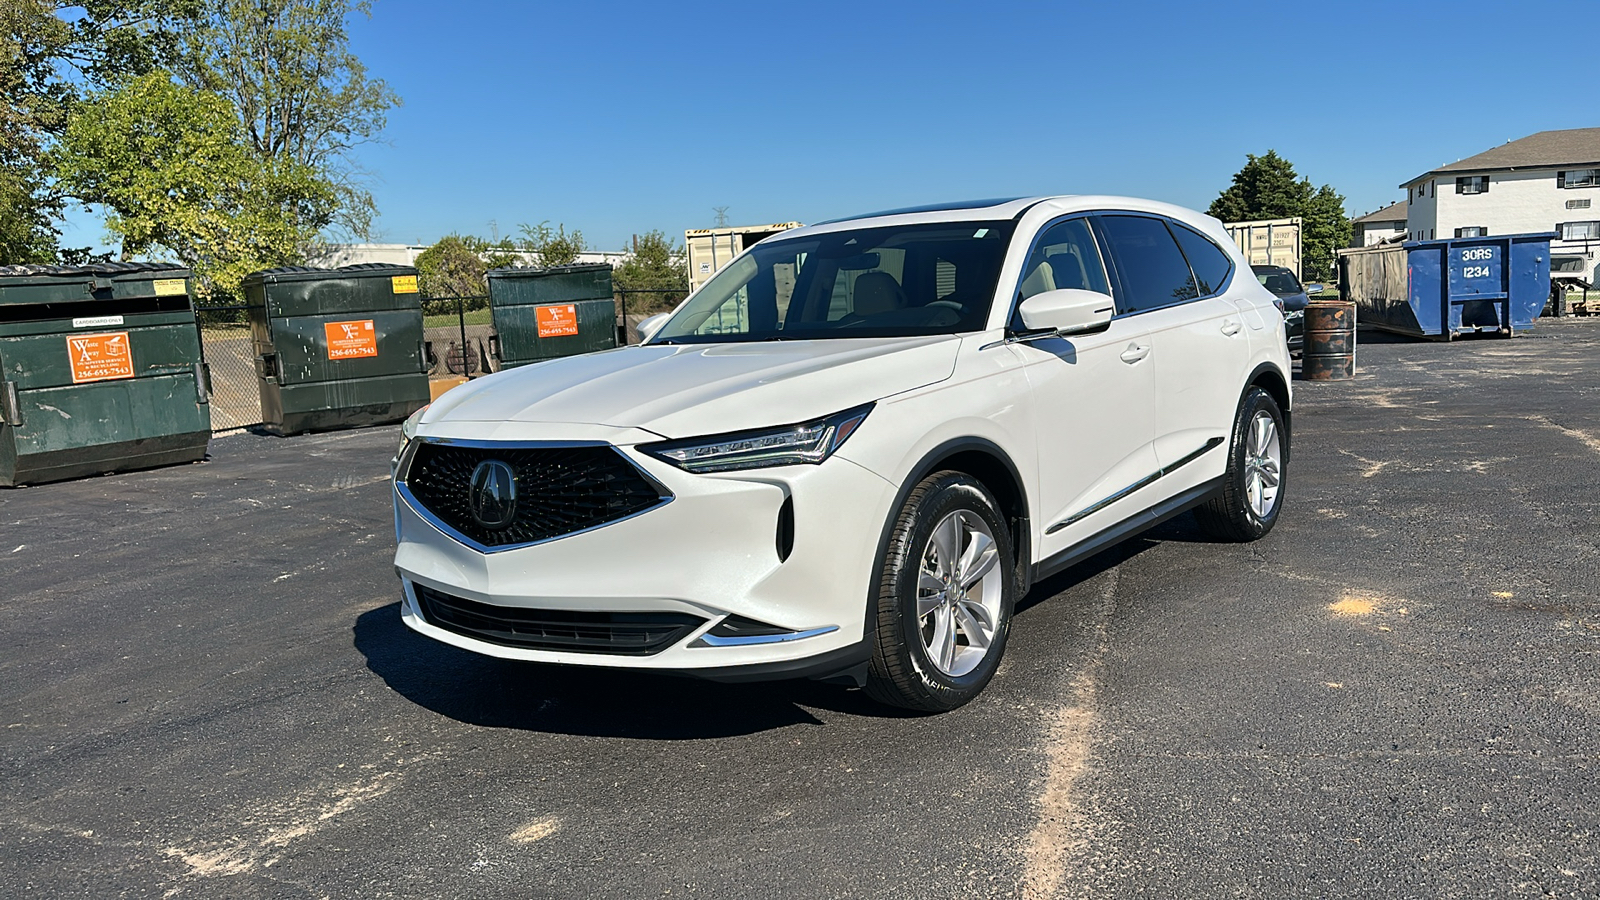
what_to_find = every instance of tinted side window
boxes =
[1017,218,1112,303]
[1170,224,1234,296]
[1097,215,1198,314]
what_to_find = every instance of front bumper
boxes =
[392,426,897,677]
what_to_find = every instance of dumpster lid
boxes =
[244,263,418,285]
[487,263,613,278]
[0,261,191,282]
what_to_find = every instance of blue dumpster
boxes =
[1339,232,1554,339]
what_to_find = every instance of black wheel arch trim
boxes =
[1243,361,1292,460]
[861,436,1034,643]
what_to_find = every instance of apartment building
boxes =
[1400,127,1600,284]
[1351,201,1407,246]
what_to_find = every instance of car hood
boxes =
[424,335,962,439]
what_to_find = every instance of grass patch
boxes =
[425,308,493,329]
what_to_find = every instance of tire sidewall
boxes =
[886,475,1015,705]
[1232,388,1287,536]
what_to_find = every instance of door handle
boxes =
[1221,319,1242,336]
[1119,342,1149,364]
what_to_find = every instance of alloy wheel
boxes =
[916,510,1005,677]
[1244,410,1282,520]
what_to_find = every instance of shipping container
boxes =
[1224,217,1303,276]
[685,223,802,292]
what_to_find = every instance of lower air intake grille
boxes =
[412,584,704,656]
[402,442,666,548]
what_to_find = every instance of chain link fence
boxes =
[195,303,262,432]
[422,296,492,376]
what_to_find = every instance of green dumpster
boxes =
[486,264,617,369]
[0,263,211,486]
[244,264,430,436]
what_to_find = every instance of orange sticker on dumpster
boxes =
[324,319,379,360]
[536,304,579,337]
[67,331,135,383]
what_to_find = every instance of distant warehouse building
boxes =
[1399,126,1600,284]
[1351,201,1407,246]
[307,243,630,271]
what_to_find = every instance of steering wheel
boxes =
[927,300,965,311]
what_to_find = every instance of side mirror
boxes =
[1016,289,1115,336]
[637,313,671,343]
[1303,283,1325,296]
[1281,294,1310,313]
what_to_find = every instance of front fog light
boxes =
[640,404,873,473]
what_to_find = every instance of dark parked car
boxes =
[1252,265,1322,352]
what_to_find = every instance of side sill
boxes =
[1034,476,1225,583]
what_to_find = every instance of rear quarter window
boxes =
[1170,224,1234,296]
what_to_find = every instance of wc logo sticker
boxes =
[324,319,379,360]
[66,331,135,383]
[536,304,579,338]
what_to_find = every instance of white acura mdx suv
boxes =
[392,196,1291,711]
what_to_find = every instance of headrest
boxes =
[853,271,905,315]
[1045,252,1089,291]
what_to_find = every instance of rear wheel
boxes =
[1195,387,1287,542]
[866,472,1015,712]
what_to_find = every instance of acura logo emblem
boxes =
[468,459,518,530]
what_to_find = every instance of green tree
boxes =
[1209,150,1350,281]
[612,229,687,313]
[1,1,71,263]
[176,0,400,238]
[415,234,488,298]
[1,0,200,264]
[519,221,584,268]
[54,72,335,298]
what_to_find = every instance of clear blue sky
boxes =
[59,0,1595,252]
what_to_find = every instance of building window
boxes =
[1568,198,1592,210]
[1455,227,1488,238]
[1558,169,1599,189]
[1559,221,1600,240]
[1455,175,1489,194]
[1392,222,1406,231]
[1429,229,1435,240]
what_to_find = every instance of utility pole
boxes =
[713,206,729,227]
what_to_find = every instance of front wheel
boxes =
[866,472,1015,712]
[1194,387,1287,542]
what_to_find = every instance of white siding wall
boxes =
[1405,181,1438,240]
[1358,220,1407,246]
[1405,167,1600,283]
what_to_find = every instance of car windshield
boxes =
[1252,265,1303,297]
[651,221,1016,344]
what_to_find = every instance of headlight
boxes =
[398,404,428,455]
[639,404,873,473]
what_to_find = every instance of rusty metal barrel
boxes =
[1302,300,1356,381]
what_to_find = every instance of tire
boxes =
[1194,387,1288,542]
[865,471,1015,712]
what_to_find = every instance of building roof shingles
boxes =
[1401,127,1600,186]
[1354,201,1407,225]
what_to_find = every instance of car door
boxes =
[1097,215,1248,487]
[1008,217,1158,557]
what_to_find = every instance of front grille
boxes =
[402,442,666,548]
[412,584,704,655]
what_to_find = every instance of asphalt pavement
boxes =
[3,320,1598,899]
